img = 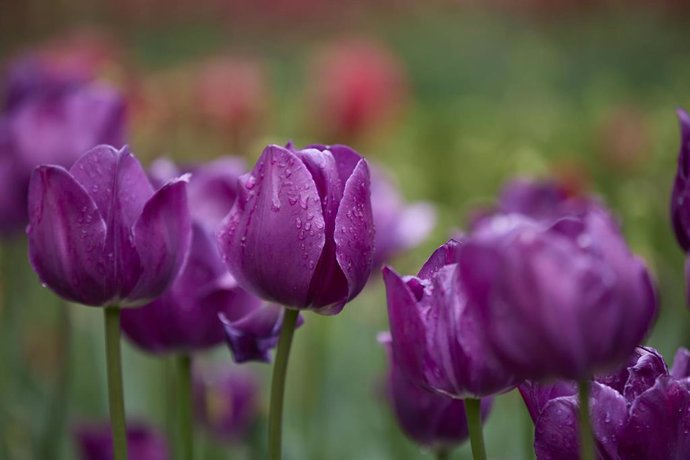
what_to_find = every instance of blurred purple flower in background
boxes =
[522,347,690,459]
[74,421,170,460]
[193,366,260,442]
[217,143,374,314]
[469,177,591,230]
[370,165,436,268]
[383,239,520,398]
[27,145,191,307]
[379,332,492,453]
[0,53,126,235]
[122,157,297,360]
[671,108,690,252]
[460,206,658,381]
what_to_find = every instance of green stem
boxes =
[578,380,595,460]
[466,398,487,460]
[36,305,72,458]
[435,448,450,460]
[268,308,299,460]
[176,354,193,460]
[104,306,127,460]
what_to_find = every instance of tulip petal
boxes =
[619,376,690,460]
[417,239,462,280]
[220,304,302,363]
[27,165,109,305]
[383,266,438,391]
[334,159,374,304]
[70,145,153,228]
[218,145,326,307]
[671,108,690,251]
[126,177,191,304]
[671,348,690,379]
[295,148,349,310]
[304,144,362,185]
[535,383,627,460]
[518,380,576,423]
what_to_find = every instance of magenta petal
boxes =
[27,165,110,305]
[334,159,374,303]
[126,177,191,305]
[217,145,326,307]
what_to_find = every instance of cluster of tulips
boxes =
[4,38,690,460]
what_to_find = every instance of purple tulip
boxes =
[469,178,592,231]
[379,332,492,451]
[74,421,170,460]
[149,156,246,233]
[460,206,658,381]
[383,239,520,398]
[370,165,436,267]
[8,83,125,170]
[671,108,690,252]
[522,347,690,460]
[122,157,298,359]
[27,145,191,307]
[217,143,374,315]
[0,82,126,235]
[3,54,88,112]
[193,366,259,442]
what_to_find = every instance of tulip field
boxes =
[2,3,690,460]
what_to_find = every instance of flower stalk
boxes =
[268,308,300,459]
[177,354,193,460]
[578,380,595,460]
[104,306,127,460]
[466,398,487,460]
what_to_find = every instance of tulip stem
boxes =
[466,398,487,460]
[104,306,128,460]
[177,354,194,460]
[578,380,595,460]
[268,308,299,460]
[435,448,450,460]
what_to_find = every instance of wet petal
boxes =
[217,145,325,307]
[334,159,374,304]
[27,165,109,305]
[126,177,191,305]
[518,380,576,423]
[417,239,463,280]
[383,266,437,390]
[619,376,690,460]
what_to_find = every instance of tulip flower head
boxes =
[379,332,492,451]
[74,421,170,460]
[370,166,436,268]
[27,145,191,307]
[193,366,260,442]
[522,347,690,459]
[217,143,374,315]
[671,108,690,252]
[384,239,520,399]
[461,207,658,381]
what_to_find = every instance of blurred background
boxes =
[2,0,690,458]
